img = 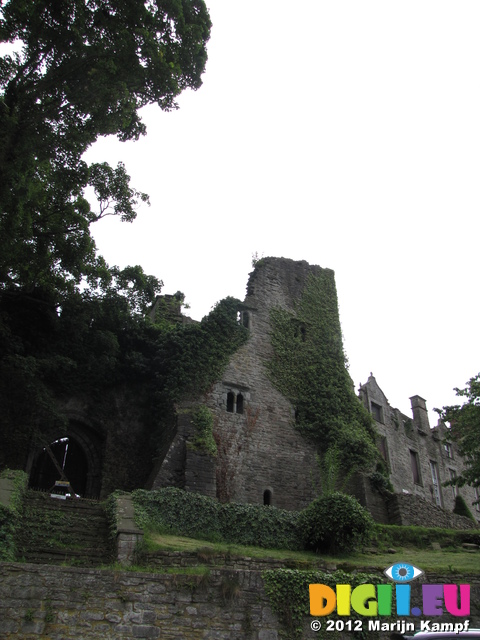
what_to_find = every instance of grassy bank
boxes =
[141,530,480,574]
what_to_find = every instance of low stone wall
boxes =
[0,562,279,639]
[1,562,480,639]
[139,549,327,572]
[387,493,478,529]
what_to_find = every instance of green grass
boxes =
[143,531,318,563]
[142,530,480,574]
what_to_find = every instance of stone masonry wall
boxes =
[0,562,280,639]
[359,374,480,522]
[202,259,326,510]
[387,492,478,529]
[1,562,480,639]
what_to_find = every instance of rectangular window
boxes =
[449,468,458,498]
[371,402,383,423]
[444,442,453,459]
[378,436,388,464]
[429,460,442,507]
[410,450,421,485]
[475,487,480,512]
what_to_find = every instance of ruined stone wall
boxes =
[349,476,390,525]
[359,374,479,523]
[386,492,478,529]
[202,259,326,510]
[20,386,158,500]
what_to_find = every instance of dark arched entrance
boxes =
[28,421,103,497]
[29,437,89,496]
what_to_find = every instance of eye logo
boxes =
[384,562,424,583]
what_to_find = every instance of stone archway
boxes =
[27,420,103,498]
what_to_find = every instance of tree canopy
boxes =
[0,0,215,480]
[436,373,480,490]
[0,0,211,297]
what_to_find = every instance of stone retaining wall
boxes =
[387,493,478,529]
[139,549,323,572]
[1,562,479,639]
[0,562,279,639]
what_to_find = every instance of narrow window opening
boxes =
[449,468,458,498]
[371,401,383,423]
[474,487,480,512]
[236,393,244,414]
[242,312,249,328]
[292,320,307,341]
[263,490,272,506]
[226,392,235,413]
[430,460,442,507]
[410,450,421,485]
[378,436,388,464]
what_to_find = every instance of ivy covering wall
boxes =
[132,487,303,550]
[0,293,248,491]
[267,272,378,477]
[0,469,28,561]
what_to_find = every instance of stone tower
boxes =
[153,257,339,509]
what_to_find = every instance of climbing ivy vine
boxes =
[189,405,217,457]
[0,469,28,561]
[263,568,381,639]
[0,293,248,484]
[267,272,378,478]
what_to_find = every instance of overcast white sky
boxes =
[84,1,480,425]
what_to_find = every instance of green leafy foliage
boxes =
[369,470,394,494]
[0,0,213,479]
[132,487,303,550]
[436,373,480,491]
[268,273,378,478]
[189,405,217,457]
[0,0,211,297]
[376,523,480,548]
[0,292,247,474]
[0,469,28,561]
[156,297,249,403]
[263,568,381,639]
[453,495,475,521]
[299,492,375,554]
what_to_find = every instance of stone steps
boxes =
[17,490,113,567]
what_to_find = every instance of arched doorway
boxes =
[28,421,103,497]
[29,437,89,496]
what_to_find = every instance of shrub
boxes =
[0,469,28,561]
[132,487,302,550]
[299,492,374,554]
[453,495,475,521]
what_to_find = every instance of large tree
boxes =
[436,373,480,490]
[0,0,212,480]
[0,0,211,297]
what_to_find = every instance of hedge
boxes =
[132,487,303,550]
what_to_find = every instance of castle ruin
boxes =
[153,257,479,526]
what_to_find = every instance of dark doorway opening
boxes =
[30,437,89,496]
[263,489,272,506]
